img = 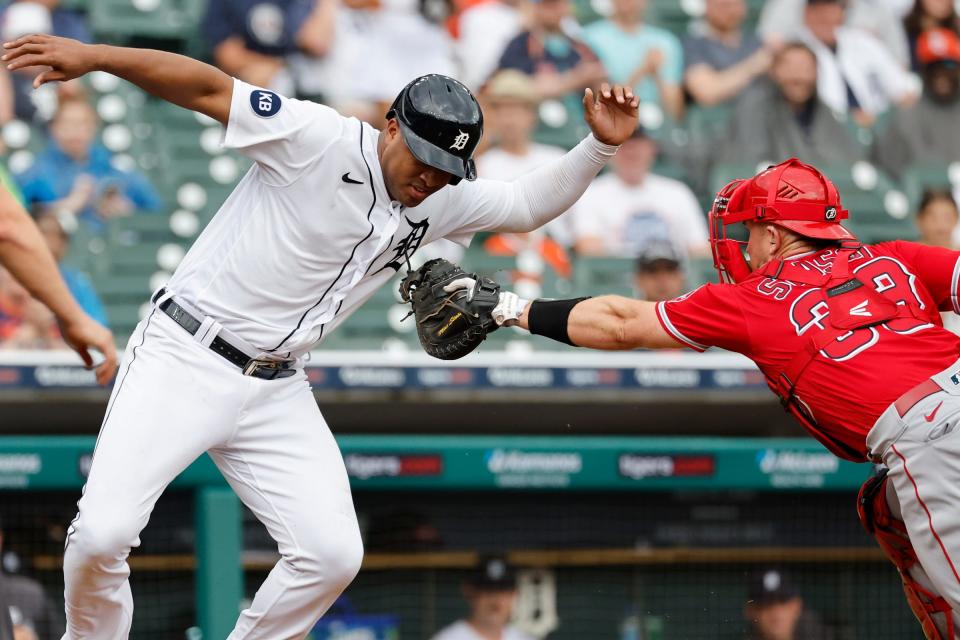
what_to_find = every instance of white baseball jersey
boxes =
[430,620,535,640]
[167,79,612,356]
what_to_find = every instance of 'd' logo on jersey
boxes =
[450,131,470,151]
[385,217,430,271]
[250,90,281,118]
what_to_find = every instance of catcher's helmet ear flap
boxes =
[387,74,483,186]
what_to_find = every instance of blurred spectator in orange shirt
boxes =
[873,28,960,179]
[904,0,960,71]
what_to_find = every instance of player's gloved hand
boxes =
[442,278,529,327]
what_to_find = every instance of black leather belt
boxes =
[153,289,296,380]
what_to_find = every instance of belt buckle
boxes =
[242,358,287,379]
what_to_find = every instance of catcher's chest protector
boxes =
[858,472,955,640]
[763,245,926,460]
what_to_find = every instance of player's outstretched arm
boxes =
[512,295,684,350]
[3,34,233,125]
[0,185,117,383]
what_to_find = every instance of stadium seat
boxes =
[89,0,205,43]
[901,164,954,209]
[687,255,717,288]
[573,256,636,297]
[819,164,917,243]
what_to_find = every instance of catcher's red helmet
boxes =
[709,158,857,283]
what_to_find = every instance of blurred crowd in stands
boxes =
[1,0,960,352]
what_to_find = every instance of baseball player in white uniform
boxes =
[2,34,639,639]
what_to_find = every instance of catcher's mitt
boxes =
[399,258,500,360]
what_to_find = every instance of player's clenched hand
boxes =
[60,314,118,385]
[2,34,99,88]
[582,83,640,147]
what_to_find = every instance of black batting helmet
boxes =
[387,74,483,185]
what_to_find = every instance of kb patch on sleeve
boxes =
[250,89,281,118]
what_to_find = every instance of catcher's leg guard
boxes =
[858,469,955,640]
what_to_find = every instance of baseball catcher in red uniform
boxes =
[413,158,960,638]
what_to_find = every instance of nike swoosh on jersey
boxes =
[342,172,363,184]
[926,401,944,423]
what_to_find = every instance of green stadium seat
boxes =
[819,164,916,243]
[93,274,152,304]
[687,255,717,288]
[573,256,635,297]
[901,164,954,209]
[89,0,205,42]
[104,302,145,334]
[106,215,179,246]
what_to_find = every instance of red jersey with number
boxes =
[655,241,960,460]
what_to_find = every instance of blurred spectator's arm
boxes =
[498,36,606,99]
[684,48,771,107]
[573,236,607,255]
[533,61,607,99]
[627,43,683,120]
[120,171,163,213]
[213,38,286,89]
[296,0,338,58]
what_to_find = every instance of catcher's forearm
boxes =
[516,296,667,350]
[498,134,619,233]
[93,45,233,124]
[0,188,85,325]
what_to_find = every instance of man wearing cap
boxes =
[743,569,832,640]
[431,556,534,640]
[873,28,960,180]
[632,240,686,302]
[0,33,639,640]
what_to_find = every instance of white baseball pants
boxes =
[868,357,960,633]
[61,310,364,640]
